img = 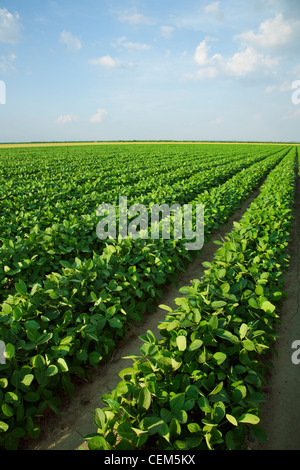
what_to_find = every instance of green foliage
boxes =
[85,148,296,451]
[0,143,295,449]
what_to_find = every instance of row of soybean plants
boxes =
[0,144,287,304]
[0,146,290,449]
[84,147,297,451]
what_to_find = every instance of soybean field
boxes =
[0,142,298,450]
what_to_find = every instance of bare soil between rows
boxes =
[20,170,300,451]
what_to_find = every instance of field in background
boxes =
[0,140,299,149]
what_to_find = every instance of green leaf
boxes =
[209,382,223,396]
[159,304,173,312]
[45,365,58,377]
[142,417,165,436]
[226,414,238,426]
[242,339,255,351]
[261,301,276,314]
[187,422,202,434]
[169,418,181,441]
[213,352,227,365]
[0,421,9,433]
[57,358,69,373]
[88,436,112,450]
[176,336,187,351]
[11,427,26,439]
[212,301,227,309]
[2,403,14,417]
[24,392,40,403]
[238,413,260,425]
[138,387,152,412]
[198,397,211,413]
[4,344,15,361]
[15,279,27,296]
[170,394,185,413]
[215,329,239,344]
[188,339,203,351]
[31,355,46,370]
[211,401,225,424]
[117,422,137,441]
[248,298,259,309]
[60,336,73,346]
[250,425,268,443]
[239,323,248,339]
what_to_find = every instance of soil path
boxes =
[21,185,265,451]
[249,159,300,450]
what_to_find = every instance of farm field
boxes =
[0,142,299,451]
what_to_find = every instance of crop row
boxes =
[0,146,291,449]
[0,146,290,304]
[84,148,297,451]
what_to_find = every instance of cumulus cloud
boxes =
[194,40,212,66]
[90,55,121,68]
[56,113,78,124]
[265,81,294,93]
[237,13,295,50]
[160,26,174,39]
[60,30,82,52]
[0,8,21,44]
[122,41,152,51]
[204,2,224,21]
[117,7,154,25]
[90,108,108,123]
[111,36,152,51]
[183,12,300,82]
[185,39,278,80]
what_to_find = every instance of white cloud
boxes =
[265,80,294,93]
[237,13,294,50]
[0,8,21,44]
[122,41,152,51]
[0,52,17,72]
[111,36,127,48]
[185,38,279,81]
[90,108,108,123]
[60,30,82,52]
[111,36,152,51]
[117,8,154,25]
[194,40,210,66]
[56,113,78,124]
[160,26,174,39]
[225,47,278,77]
[90,55,121,68]
[204,2,224,21]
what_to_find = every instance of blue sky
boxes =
[0,0,300,142]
